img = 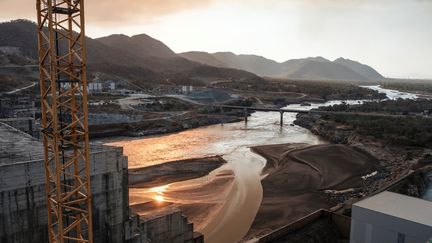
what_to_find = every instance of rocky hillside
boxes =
[0,19,262,87]
[97,34,176,59]
[1,19,384,85]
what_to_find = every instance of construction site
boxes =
[1,1,432,243]
[0,121,202,243]
[0,1,201,242]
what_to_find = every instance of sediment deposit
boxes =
[245,143,377,239]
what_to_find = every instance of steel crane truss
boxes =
[36,0,93,242]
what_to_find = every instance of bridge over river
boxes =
[213,105,428,126]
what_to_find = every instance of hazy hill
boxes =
[288,60,369,81]
[0,19,261,87]
[0,19,39,58]
[97,34,176,59]
[281,57,330,76]
[334,57,384,80]
[180,51,384,82]
[180,51,284,77]
[180,51,227,68]
[1,19,384,85]
[211,52,284,77]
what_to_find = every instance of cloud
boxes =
[0,0,214,25]
[2,0,430,24]
[86,0,214,25]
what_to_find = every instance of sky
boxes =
[1,0,432,79]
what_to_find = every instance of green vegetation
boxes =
[380,79,432,94]
[326,115,431,148]
[317,99,432,148]
[215,79,386,100]
[322,99,432,114]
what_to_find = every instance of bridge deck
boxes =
[215,105,428,119]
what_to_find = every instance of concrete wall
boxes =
[140,210,198,243]
[0,146,131,243]
[0,118,35,136]
[0,122,201,243]
[89,113,144,126]
[258,209,351,243]
[351,205,432,243]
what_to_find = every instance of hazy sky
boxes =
[1,0,431,79]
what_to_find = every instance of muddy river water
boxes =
[106,86,416,242]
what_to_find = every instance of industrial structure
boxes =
[0,95,36,136]
[0,121,203,243]
[36,0,93,242]
[0,1,429,243]
[351,191,432,243]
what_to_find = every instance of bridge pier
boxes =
[280,111,284,126]
[244,108,248,123]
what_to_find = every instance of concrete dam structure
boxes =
[0,122,201,243]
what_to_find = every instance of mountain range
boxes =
[0,20,260,87]
[0,19,384,87]
[180,52,384,81]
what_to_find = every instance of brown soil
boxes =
[128,156,226,188]
[245,143,378,239]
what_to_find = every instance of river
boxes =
[106,86,417,242]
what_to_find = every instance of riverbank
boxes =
[294,111,432,203]
[129,156,227,188]
[89,88,386,139]
[243,143,378,240]
[89,112,243,138]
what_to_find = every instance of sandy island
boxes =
[245,143,378,239]
[129,156,227,188]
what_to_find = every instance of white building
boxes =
[350,191,432,243]
[180,85,193,94]
[0,46,20,55]
[109,82,116,91]
[88,82,103,93]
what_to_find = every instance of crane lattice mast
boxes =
[36,0,93,242]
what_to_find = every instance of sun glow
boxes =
[155,195,165,202]
[151,185,168,203]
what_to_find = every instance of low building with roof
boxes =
[350,191,432,243]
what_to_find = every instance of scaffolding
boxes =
[36,0,93,242]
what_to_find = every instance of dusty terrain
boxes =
[245,143,378,239]
[128,156,226,188]
[294,112,431,199]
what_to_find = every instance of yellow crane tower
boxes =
[36,0,93,242]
